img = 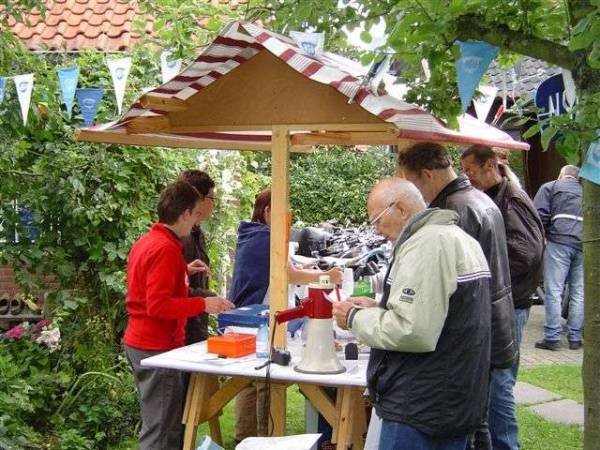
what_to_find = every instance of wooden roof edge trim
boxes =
[165,123,398,133]
[74,128,313,153]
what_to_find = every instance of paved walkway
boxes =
[516,305,583,426]
[520,305,583,368]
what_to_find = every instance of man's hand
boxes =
[326,267,344,285]
[204,297,235,314]
[348,296,378,309]
[188,259,210,275]
[332,301,354,330]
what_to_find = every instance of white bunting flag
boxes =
[561,69,577,110]
[160,51,182,84]
[473,85,498,122]
[13,73,34,125]
[107,57,131,114]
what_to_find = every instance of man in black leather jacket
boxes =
[398,142,517,450]
[461,145,544,450]
[178,170,218,344]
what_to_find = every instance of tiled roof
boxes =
[7,0,248,52]
[486,57,560,99]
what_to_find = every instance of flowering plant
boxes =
[1,319,61,352]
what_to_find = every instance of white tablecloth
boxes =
[141,341,368,387]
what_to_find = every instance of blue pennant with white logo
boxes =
[580,130,600,186]
[0,77,6,105]
[76,88,104,127]
[455,40,499,112]
[57,66,80,118]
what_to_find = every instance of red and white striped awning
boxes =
[76,21,529,151]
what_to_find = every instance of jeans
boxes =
[379,420,467,450]
[543,241,584,342]
[488,308,530,450]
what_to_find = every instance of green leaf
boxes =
[569,31,595,50]
[522,123,541,139]
[541,127,559,150]
[360,30,373,44]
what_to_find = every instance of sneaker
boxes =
[568,340,583,350]
[535,339,561,351]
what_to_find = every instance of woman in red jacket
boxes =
[124,181,233,450]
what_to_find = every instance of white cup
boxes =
[342,268,354,297]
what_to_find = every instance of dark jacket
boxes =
[182,225,216,344]
[487,178,544,309]
[430,176,516,369]
[230,221,271,307]
[364,209,491,438]
[533,178,583,250]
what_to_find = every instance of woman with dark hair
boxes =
[230,189,342,441]
[230,189,342,307]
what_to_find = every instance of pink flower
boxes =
[4,325,25,340]
[34,319,50,331]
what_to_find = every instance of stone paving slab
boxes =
[528,399,584,426]
[515,382,562,405]
[520,305,583,368]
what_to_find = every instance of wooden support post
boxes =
[268,383,288,436]
[270,125,290,349]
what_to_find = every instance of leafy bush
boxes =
[289,146,396,225]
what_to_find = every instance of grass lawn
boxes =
[519,364,583,403]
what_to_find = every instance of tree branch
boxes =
[0,169,42,177]
[454,13,577,70]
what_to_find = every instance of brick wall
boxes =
[0,263,55,300]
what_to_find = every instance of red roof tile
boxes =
[7,0,248,52]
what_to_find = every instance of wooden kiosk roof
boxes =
[75,21,529,347]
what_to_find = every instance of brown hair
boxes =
[157,181,200,225]
[251,189,271,224]
[461,145,497,165]
[397,142,452,173]
[178,169,215,196]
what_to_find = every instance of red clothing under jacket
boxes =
[123,223,206,350]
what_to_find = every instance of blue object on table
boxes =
[217,304,269,329]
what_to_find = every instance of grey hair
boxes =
[560,165,580,179]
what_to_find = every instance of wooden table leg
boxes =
[331,388,344,445]
[269,383,287,436]
[182,374,205,450]
[208,416,223,446]
[335,387,365,450]
[351,391,367,450]
[182,374,221,450]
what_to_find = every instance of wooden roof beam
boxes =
[140,94,190,112]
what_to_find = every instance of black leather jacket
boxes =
[430,176,517,369]
[489,178,544,309]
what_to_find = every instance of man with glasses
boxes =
[397,142,516,450]
[178,170,219,344]
[332,177,491,450]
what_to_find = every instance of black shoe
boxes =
[568,340,583,350]
[0,293,9,315]
[535,339,561,351]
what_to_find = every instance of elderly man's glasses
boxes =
[369,202,396,226]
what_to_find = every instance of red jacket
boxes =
[123,223,206,350]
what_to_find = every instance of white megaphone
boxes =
[275,276,345,374]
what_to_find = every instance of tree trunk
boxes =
[583,179,600,450]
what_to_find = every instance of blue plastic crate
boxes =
[217,304,269,329]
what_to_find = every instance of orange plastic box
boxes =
[207,333,256,358]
